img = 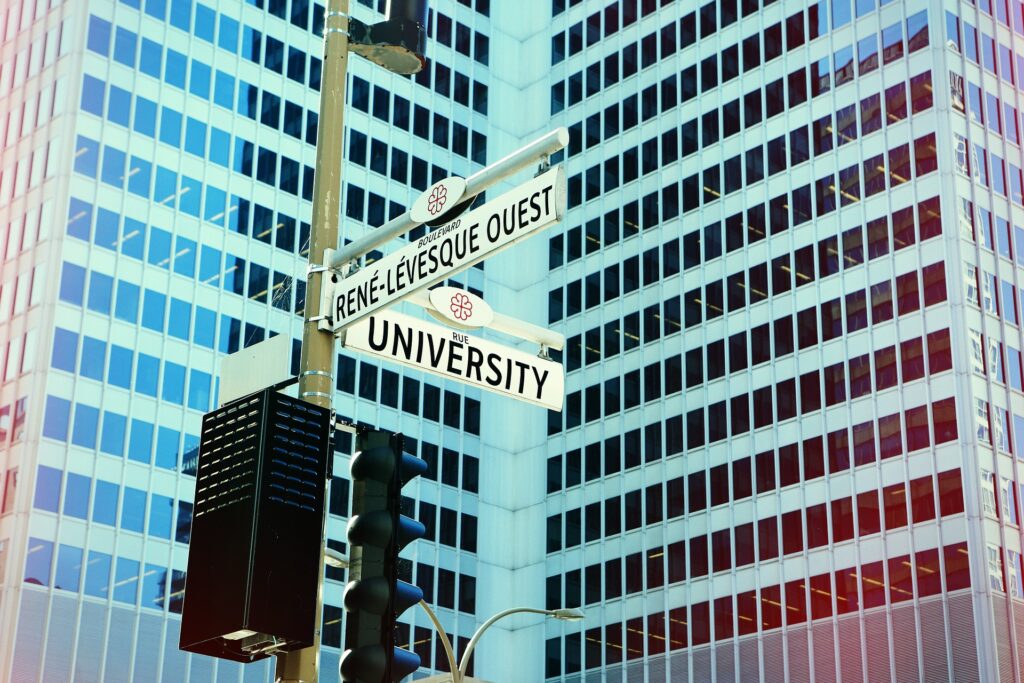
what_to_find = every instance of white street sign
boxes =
[322,166,566,334]
[345,310,565,411]
[427,286,494,329]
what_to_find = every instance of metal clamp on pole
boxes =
[323,8,350,36]
[535,154,551,177]
[301,369,334,380]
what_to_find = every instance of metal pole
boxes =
[276,0,350,680]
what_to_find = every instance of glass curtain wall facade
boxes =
[538,0,1024,681]
[9,0,1024,681]
[0,0,493,680]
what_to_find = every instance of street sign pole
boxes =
[277,0,349,680]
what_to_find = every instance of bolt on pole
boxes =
[276,0,350,680]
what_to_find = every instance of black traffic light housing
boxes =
[340,429,427,682]
[179,388,332,662]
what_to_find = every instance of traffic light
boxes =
[340,429,427,682]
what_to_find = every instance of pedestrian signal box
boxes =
[179,387,332,662]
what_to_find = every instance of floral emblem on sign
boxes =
[449,292,473,321]
[427,184,448,215]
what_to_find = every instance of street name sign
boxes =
[345,310,565,411]
[321,165,566,334]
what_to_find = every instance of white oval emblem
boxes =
[427,286,494,330]
[410,177,467,224]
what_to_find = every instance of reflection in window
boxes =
[33,465,61,513]
[113,556,140,604]
[24,537,54,585]
[54,544,83,592]
[121,487,146,533]
[142,563,167,610]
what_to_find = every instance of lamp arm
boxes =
[457,608,552,679]
[417,600,460,682]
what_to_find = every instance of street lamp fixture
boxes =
[549,608,585,622]
[324,548,349,569]
[415,602,586,683]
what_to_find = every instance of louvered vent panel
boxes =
[217,660,245,682]
[737,637,759,682]
[993,599,1014,683]
[919,598,950,683]
[812,622,836,682]
[564,675,582,683]
[715,642,735,682]
[132,613,162,682]
[318,653,339,683]
[163,619,188,682]
[669,650,689,682]
[194,397,262,516]
[891,604,919,682]
[649,655,667,681]
[1014,603,1024,683]
[43,593,76,683]
[624,662,644,682]
[74,601,107,683]
[691,647,711,682]
[584,670,605,683]
[12,590,46,683]
[863,610,891,682]
[837,614,863,683]
[762,632,785,682]
[948,593,980,683]
[263,395,323,512]
[787,628,811,683]
[242,659,273,683]
[190,651,215,682]
[104,606,134,682]
[604,663,623,682]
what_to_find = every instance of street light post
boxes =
[457,607,584,681]
[413,602,584,683]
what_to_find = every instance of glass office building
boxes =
[0,0,496,680]
[5,0,1024,681]
[539,0,1024,681]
